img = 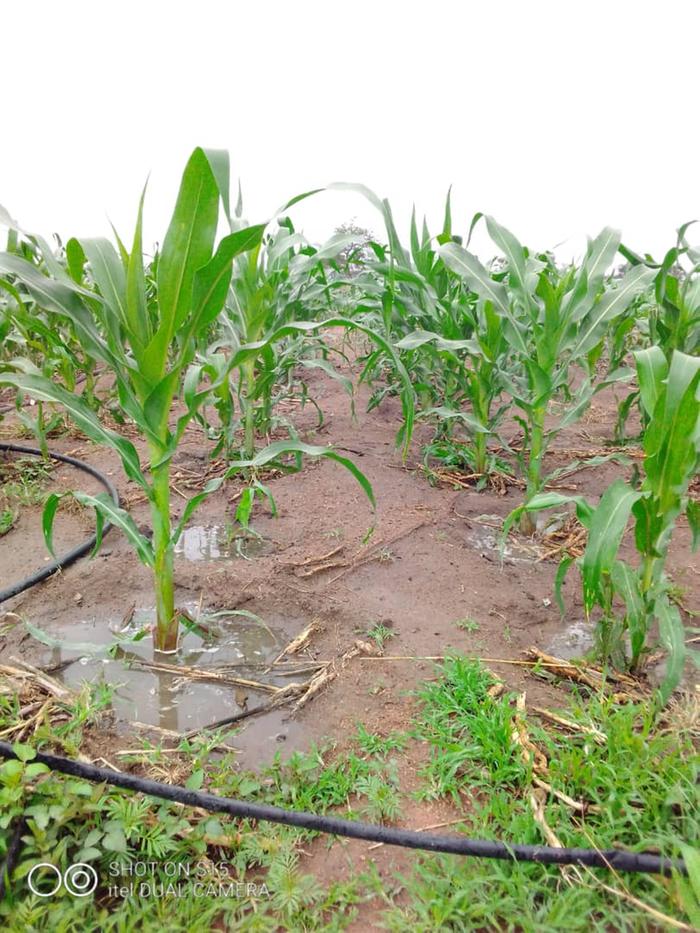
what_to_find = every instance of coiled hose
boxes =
[0,442,120,603]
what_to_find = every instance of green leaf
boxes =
[103,826,128,853]
[581,480,641,615]
[554,555,575,615]
[573,265,654,357]
[187,224,266,338]
[422,406,488,435]
[655,595,686,703]
[78,237,127,325]
[634,346,668,420]
[72,491,154,567]
[484,216,531,313]
[0,370,146,488]
[0,251,109,364]
[580,227,621,302]
[125,185,149,352]
[440,241,529,355]
[186,769,205,791]
[642,350,700,515]
[235,487,255,528]
[440,242,511,320]
[610,561,646,661]
[147,147,220,381]
[679,845,700,915]
[42,492,62,557]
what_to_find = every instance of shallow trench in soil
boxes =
[0,361,698,770]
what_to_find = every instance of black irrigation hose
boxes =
[0,741,685,877]
[0,443,120,604]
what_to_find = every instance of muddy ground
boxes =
[1,347,698,919]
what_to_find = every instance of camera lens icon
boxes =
[28,862,98,898]
[64,863,98,896]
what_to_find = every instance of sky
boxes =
[1,0,698,264]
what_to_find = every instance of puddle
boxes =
[466,515,538,564]
[546,619,596,660]
[35,603,303,739]
[174,525,272,561]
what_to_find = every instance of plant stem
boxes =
[243,359,256,459]
[149,453,176,653]
[526,407,546,503]
[472,377,489,475]
[474,431,487,476]
[629,551,659,670]
[519,406,547,535]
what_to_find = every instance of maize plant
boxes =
[441,219,654,532]
[621,221,700,358]
[391,199,513,476]
[615,222,700,441]
[1,216,103,444]
[206,209,358,459]
[506,349,700,700]
[0,149,375,653]
[335,190,503,469]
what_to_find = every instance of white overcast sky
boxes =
[2,0,698,262]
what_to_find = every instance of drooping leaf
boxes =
[655,595,686,703]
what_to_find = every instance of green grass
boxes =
[0,456,52,512]
[0,659,697,930]
[0,508,16,536]
[386,658,699,931]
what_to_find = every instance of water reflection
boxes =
[40,606,295,733]
[173,525,271,561]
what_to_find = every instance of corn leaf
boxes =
[581,480,641,615]
[655,595,686,703]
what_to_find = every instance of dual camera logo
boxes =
[28,862,98,898]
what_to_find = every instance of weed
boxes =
[366,622,394,650]
[354,724,407,757]
[356,770,402,823]
[0,508,16,535]
[455,617,480,633]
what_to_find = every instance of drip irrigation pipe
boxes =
[0,443,120,604]
[0,741,684,876]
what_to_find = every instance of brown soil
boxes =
[1,350,697,920]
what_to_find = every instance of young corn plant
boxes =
[441,219,654,532]
[338,189,505,471]
[0,149,375,653]
[391,199,513,476]
[615,222,700,441]
[506,349,700,700]
[621,221,700,359]
[204,211,359,458]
